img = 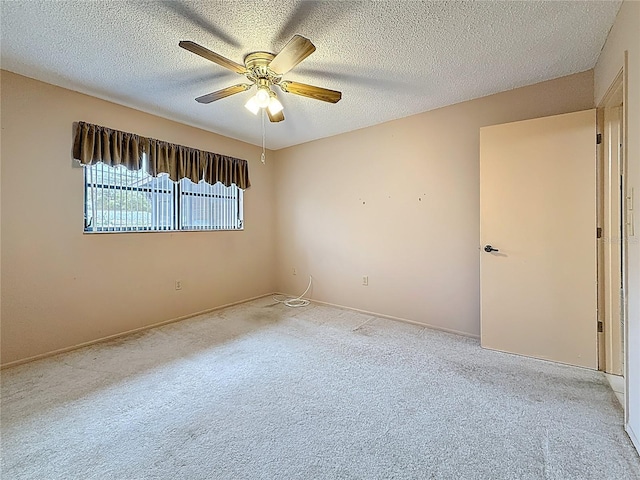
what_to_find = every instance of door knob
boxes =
[484,245,499,253]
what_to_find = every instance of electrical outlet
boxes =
[362,275,368,286]
[175,280,182,291]
[292,267,297,276]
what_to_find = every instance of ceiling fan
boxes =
[179,35,342,123]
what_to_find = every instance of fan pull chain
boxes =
[261,109,266,164]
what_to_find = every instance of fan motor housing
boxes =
[244,52,280,84]
[244,51,274,69]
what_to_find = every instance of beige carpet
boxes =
[1,297,639,479]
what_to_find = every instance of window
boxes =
[84,158,243,232]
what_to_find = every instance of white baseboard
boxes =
[1,292,273,370]
[274,293,480,340]
[4,292,480,369]
[626,423,640,456]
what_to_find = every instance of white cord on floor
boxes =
[274,276,312,307]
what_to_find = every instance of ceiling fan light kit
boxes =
[179,35,342,124]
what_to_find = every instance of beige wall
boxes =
[0,71,276,365]
[594,0,640,452]
[274,71,594,337]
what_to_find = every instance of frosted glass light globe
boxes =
[268,96,284,115]
[244,96,260,115]
[255,88,271,108]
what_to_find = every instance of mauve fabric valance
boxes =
[73,121,251,189]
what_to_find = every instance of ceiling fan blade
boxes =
[268,35,316,75]
[279,81,342,103]
[267,109,285,123]
[179,41,247,74]
[195,84,252,104]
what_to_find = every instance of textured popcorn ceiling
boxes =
[0,1,621,150]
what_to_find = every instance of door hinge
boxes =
[597,321,603,333]
[597,227,602,238]
[596,133,602,145]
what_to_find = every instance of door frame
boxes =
[596,67,628,413]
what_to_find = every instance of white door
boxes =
[480,110,597,369]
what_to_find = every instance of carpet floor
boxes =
[1,297,639,479]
